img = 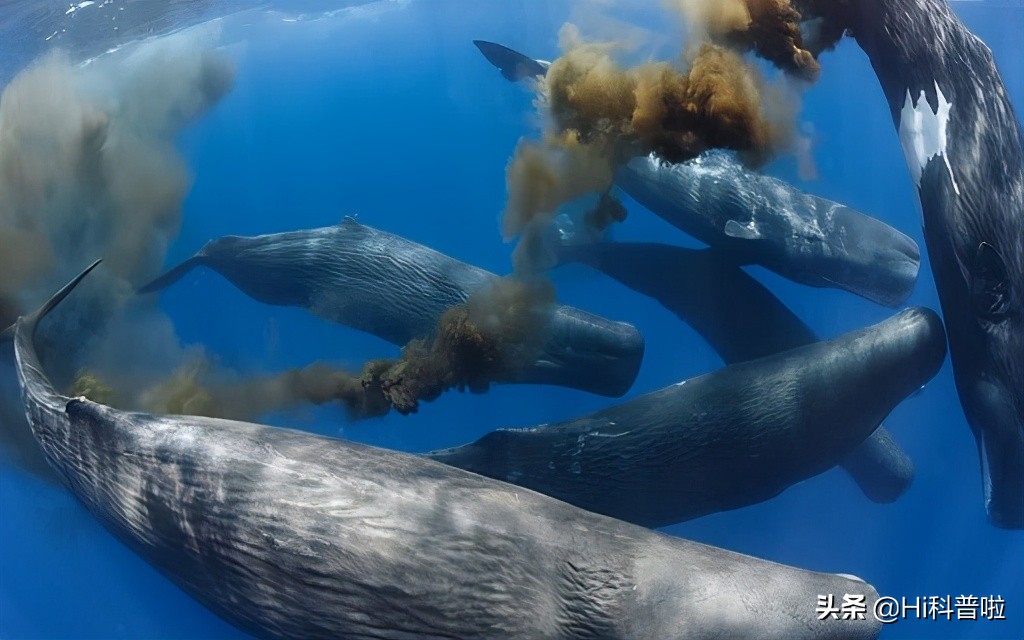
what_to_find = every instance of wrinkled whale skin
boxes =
[428,307,946,527]
[555,241,916,503]
[11,265,882,640]
[141,218,644,397]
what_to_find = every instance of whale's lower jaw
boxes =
[508,309,644,397]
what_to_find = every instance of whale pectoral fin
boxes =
[724,219,762,240]
[971,242,1010,321]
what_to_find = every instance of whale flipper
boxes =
[138,255,206,294]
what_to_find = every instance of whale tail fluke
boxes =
[138,255,206,294]
[473,40,548,82]
[22,260,103,341]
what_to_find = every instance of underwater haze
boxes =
[0,0,1022,638]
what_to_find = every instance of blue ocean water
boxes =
[0,0,1021,638]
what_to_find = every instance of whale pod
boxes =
[9,262,882,640]
[140,218,644,397]
[427,304,946,527]
[555,241,916,503]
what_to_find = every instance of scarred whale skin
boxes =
[140,218,644,398]
[555,241,916,504]
[830,0,1024,529]
[10,263,882,640]
[427,305,946,528]
[614,151,921,307]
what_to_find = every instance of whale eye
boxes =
[971,242,1010,321]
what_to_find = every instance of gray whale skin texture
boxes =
[614,151,922,307]
[428,304,946,527]
[9,262,882,640]
[140,218,644,398]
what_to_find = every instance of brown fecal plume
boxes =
[673,0,821,81]
[70,278,556,421]
[502,0,830,271]
[504,40,785,261]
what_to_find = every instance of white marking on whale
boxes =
[899,82,961,200]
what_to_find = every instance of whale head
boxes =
[956,240,1023,530]
[815,204,922,307]
[917,144,1024,529]
[198,231,317,307]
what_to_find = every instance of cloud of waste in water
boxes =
[0,31,235,479]
[74,276,557,423]
[503,0,823,273]
[0,29,567,460]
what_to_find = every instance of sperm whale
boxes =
[140,218,644,398]
[428,302,946,527]
[804,0,1024,528]
[553,241,917,504]
[7,261,882,640]
[473,40,922,308]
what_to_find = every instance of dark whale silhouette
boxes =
[474,40,549,81]
[5,261,883,640]
[817,0,1023,528]
[140,218,644,398]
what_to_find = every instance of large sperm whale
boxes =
[554,241,916,504]
[139,218,644,398]
[6,262,882,640]
[801,0,1023,528]
[474,40,921,308]
[614,151,921,307]
[428,304,946,527]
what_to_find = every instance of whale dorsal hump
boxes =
[971,242,1010,321]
